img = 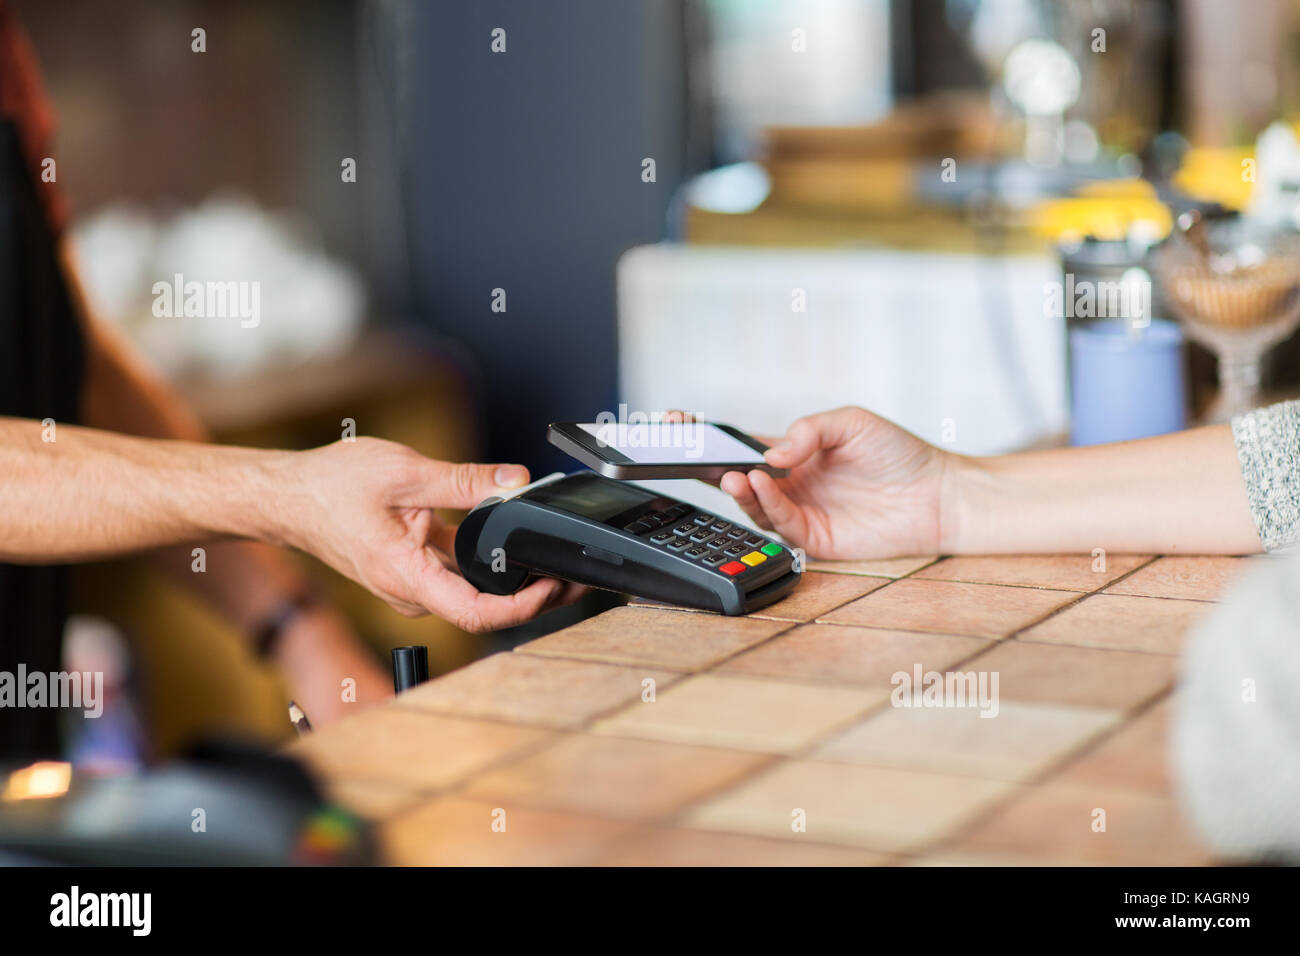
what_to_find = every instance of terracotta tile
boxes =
[1104,555,1252,602]
[288,707,551,791]
[804,556,939,578]
[623,572,885,624]
[1019,593,1210,655]
[462,735,770,822]
[514,605,788,671]
[952,781,1213,865]
[813,700,1120,782]
[684,759,1017,852]
[819,578,1081,638]
[396,652,678,730]
[381,797,636,866]
[1055,697,1177,795]
[592,674,885,754]
[323,779,423,821]
[972,641,1177,711]
[914,554,1152,592]
[746,571,891,622]
[716,623,991,687]
[599,828,889,866]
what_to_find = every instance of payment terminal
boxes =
[455,472,800,615]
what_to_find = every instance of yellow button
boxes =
[740,551,766,567]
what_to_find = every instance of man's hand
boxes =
[0,418,582,630]
[268,438,580,632]
[719,406,949,560]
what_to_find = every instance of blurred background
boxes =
[16,0,1300,753]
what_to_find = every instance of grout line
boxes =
[1090,590,1222,604]
[805,556,942,579]
[809,617,1003,639]
[509,646,696,672]
[1000,554,1207,643]
[1015,636,1185,658]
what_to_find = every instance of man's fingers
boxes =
[410,514,587,626]
[404,559,563,633]
[418,460,531,511]
[427,519,459,560]
[384,595,430,617]
[462,576,564,632]
[544,580,588,611]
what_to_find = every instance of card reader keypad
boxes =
[624,504,692,536]
[628,508,785,576]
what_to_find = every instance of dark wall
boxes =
[365,0,690,472]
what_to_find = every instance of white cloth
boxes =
[1173,552,1300,861]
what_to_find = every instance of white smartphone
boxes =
[547,421,787,480]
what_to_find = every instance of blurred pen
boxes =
[288,700,313,735]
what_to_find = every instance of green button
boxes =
[760,543,783,557]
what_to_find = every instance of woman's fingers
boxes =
[762,418,817,469]
[763,407,863,470]
[720,470,774,531]
[748,469,808,545]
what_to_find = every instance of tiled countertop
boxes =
[290,553,1254,865]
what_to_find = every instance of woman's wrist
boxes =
[934,425,1262,557]
[937,451,989,555]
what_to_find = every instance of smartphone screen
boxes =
[576,421,766,464]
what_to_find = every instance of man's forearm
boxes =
[942,424,1262,555]
[0,416,289,562]
[72,273,315,631]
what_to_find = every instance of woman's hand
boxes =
[719,406,950,560]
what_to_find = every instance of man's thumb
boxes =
[435,462,530,508]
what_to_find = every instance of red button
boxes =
[719,561,746,576]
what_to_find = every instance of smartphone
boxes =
[547,420,787,480]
